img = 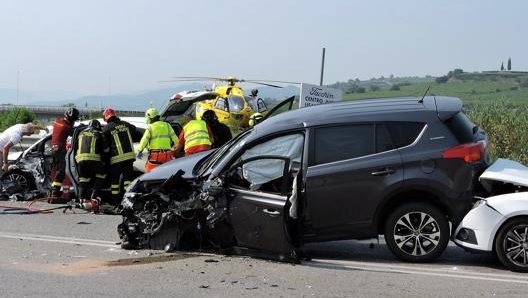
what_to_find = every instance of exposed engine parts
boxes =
[0,155,52,201]
[117,170,234,252]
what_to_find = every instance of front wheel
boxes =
[384,203,449,262]
[495,217,528,272]
[0,169,36,195]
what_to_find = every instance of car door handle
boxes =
[371,168,396,176]
[263,209,280,216]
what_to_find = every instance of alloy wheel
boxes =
[393,211,442,256]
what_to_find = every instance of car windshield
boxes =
[195,129,252,176]
[227,95,245,112]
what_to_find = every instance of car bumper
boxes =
[453,200,506,252]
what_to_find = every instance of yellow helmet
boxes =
[249,112,264,127]
[145,107,159,124]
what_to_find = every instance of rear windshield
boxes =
[444,112,479,143]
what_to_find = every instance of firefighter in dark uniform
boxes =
[102,108,137,206]
[201,110,232,148]
[49,107,79,203]
[75,119,109,212]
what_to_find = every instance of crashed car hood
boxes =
[136,150,213,181]
[479,158,528,192]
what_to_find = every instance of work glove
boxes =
[136,151,143,159]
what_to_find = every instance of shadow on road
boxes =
[301,239,505,271]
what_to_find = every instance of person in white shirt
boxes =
[0,123,49,174]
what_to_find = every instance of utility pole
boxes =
[16,71,20,105]
[108,76,112,97]
[319,48,326,86]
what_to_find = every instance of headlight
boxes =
[121,193,136,209]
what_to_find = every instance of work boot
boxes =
[48,188,67,204]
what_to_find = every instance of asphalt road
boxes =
[0,200,527,298]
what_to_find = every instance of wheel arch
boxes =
[374,189,451,235]
[492,215,528,253]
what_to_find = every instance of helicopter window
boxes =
[247,97,258,111]
[227,95,244,112]
[214,98,228,111]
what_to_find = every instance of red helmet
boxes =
[103,108,117,122]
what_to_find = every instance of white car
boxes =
[454,158,528,272]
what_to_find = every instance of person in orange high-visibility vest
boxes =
[174,115,213,156]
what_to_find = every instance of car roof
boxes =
[253,96,462,136]
[79,117,147,129]
[161,91,218,118]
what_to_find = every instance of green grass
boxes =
[335,71,528,164]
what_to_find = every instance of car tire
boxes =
[149,222,182,252]
[494,217,528,272]
[384,203,449,262]
[0,169,36,192]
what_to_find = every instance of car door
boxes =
[303,123,403,239]
[223,133,304,257]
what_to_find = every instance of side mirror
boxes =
[208,177,224,196]
[290,160,301,176]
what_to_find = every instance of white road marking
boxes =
[0,232,119,248]
[309,259,528,284]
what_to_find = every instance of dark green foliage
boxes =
[507,58,511,71]
[435,76,449,83]
[466,100,528,164]
[0,108,36,131]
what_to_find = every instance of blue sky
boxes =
[1,0,526,97]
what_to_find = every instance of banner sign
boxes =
[299,83,343,108]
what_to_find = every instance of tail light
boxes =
[442,140,486,163]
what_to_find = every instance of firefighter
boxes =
[136,108,179,172]
[75,119,109,212]
[49,107,79,203]
[102,108,137,206]
[201,110,232,148]
[174,114,213,156]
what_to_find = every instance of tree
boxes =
[507,57,511,71]
[500,61,504,71]
[0,108,36,131]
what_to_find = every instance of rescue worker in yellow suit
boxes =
[102,108,138,206]
[75,119,109,212]
[136,108,179,172]
[174,115,213,156]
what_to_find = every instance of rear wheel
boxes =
[384,203,449,262]
[495,217,528,272]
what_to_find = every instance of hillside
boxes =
[328,70,528,105]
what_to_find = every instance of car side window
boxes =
[230,133,304,191]
[385,121,425,148]
[313,124,375,165]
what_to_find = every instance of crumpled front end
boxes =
[117,170,235,251]
[0,155,51,201]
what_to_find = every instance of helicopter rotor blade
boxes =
[245,81,284,88]
[246,79,301,85]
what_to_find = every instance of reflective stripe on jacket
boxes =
[75,130,103,162]
[104,120,136,164]
[183,120,212,152]
[138,121,178,152]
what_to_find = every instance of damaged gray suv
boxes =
[118,96,490,263]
